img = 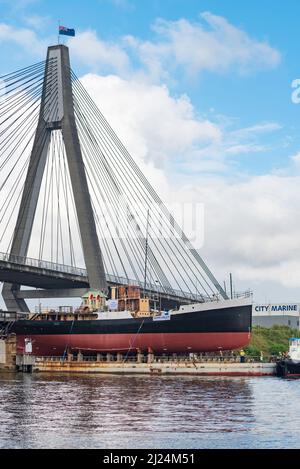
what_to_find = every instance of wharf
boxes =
[0,336,276,375]
[33,356,276,376]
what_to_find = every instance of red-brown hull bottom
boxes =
[17,332,251,356]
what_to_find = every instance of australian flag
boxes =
[59,26,75,37]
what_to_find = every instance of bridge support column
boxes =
[2,44,107,312]
[1,287,29,313]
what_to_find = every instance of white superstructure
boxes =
[289,338,300,361]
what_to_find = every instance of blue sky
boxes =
[0,0,299,176]
[1,0,300,301]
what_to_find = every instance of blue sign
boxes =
[254,304,298,313]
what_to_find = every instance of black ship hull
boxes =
[9,301,252,355]
[276,359,300,378]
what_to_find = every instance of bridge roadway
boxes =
[0,252,206,306]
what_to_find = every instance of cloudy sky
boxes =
[1,0,300,303]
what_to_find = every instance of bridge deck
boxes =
[0,252,207,304]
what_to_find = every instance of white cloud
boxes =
[0,0,39,8]
[0,10,282,86]
[124,12,281,81]
[175,172,300,296]
[0,23,50,56]
[225,144,268,155]
[75,72,300,301]
[79,73,281,178]
[231,122,282,140]
[291,151,300,164]
[64,12,281,82]
[103,0,134,9]
[24,15,51,30]
[68,30,130,75]
[220,121,281,160]
[80,73,221,175]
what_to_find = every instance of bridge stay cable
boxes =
[0,46,229,312]
[71,72,216,299]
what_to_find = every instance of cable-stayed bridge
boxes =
[0,251,210,306]
[0,44,230,312]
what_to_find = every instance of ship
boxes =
[6,285,252,356]
[276,338,300,378]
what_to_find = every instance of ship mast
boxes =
[143,209,150,298]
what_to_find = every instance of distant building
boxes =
[253,304,300,329]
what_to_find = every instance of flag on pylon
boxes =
[59,26,75,37]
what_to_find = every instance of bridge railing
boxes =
[0,251,252,303]
[0,251,206,301]
[0,311,28,321]
[233,290,253,300]
[0,251,87,277]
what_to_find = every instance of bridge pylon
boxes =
[2,45,107,312]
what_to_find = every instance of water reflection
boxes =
[0,373,298,448]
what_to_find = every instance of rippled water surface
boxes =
[0,373,299,448]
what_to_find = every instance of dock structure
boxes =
[0,335,16,371]
[32,356,276,376]
[0,335,276,376]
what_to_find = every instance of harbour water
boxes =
[0,373,299,449]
